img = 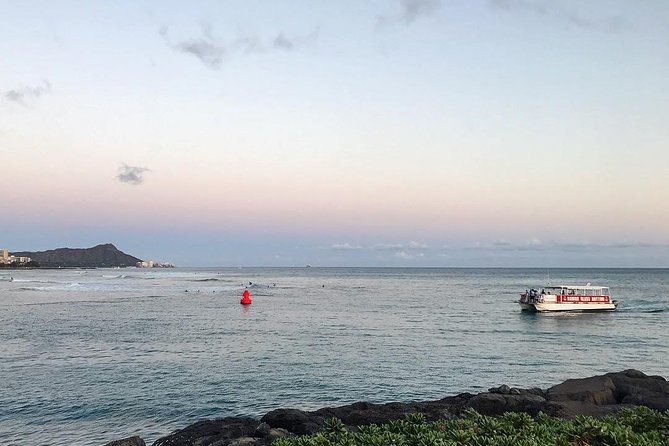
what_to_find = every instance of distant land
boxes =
[10,243,141,268]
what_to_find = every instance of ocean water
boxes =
[0,267,668,445]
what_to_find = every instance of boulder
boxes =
[260,409,324,435]
[104,437,146,446]
[488,385,511,394]
[606,370,669,410]
[152,417,259,446]
[547,375,617,406]
[267,428,291,441]
[228,437,260,446]
[464,392,546,416]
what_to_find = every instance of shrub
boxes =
[273,407,669,446]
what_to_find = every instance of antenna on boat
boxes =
[546,269,551,286]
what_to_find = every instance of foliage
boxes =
[272,407,669,446]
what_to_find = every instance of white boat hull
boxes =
[520,301,618,312]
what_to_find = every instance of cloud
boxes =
[273,33,295,50]
[373,243,405,251]
[408,240,429,250]
[331,242,363,251]
[116,163,151,185]
[378,0,441,27]
[471,239,668,252]
[394,251,425,260]
[490,0,626,32]
[373,241,429,251]
[2,81,51,105]
[161,25,317,69]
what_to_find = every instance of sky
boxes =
[1,0,668,267]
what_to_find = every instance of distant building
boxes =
[0,249,31,265]
[136,260,174,268]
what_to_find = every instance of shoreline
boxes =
[106,369,669,446]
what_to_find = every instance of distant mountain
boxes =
[11,243,141,268]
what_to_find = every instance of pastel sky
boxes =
[1,0,668,267]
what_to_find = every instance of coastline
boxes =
[106,369,669,446]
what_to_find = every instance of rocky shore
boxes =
[105,369,669,446]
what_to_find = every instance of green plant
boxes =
[272,407,669,446]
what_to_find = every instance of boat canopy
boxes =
[545,285,610,296]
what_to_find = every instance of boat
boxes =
[519,284,618,312]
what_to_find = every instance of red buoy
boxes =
[240,289,252,305]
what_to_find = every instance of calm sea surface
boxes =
[1,267,668,445]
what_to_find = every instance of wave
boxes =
[621,307,667,314]
[9,279,62,284]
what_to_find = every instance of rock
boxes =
[488,385,510,394]
[228,437,260,446]
[619,369,648,379]
[253,423,271,438]
[260,409,324,435]
[509,388,521,395]
[152,417,258,446]
[547,376,617,406]
[464,392,546,416]
[523,387,546,398]
[104,437,146,446]
[267,428,291,440]
[542,401,624,419]
[606,370,669,410]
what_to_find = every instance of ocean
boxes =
[0,267,667,445]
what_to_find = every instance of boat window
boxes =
[602,287,609,295]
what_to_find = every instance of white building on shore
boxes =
[136,259,174,268]
[0,248,31,265]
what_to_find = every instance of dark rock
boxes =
[253,422,270,438]
[547,375,617,406]
[542,401,625,418]
[509,388,521,395]
[488,385,512,394]
[523,387,546,398]
[260,409,324,435]
[618,369,648,379]
[152,417,258,446]
[228,437,260,446]
[267,429,291,440]
[606,369,669,410]
[464,392,546,416]
[104,437,146,446]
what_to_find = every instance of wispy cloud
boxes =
[373,243,404,251]
[490,0,626,32]
[374,241,429,251]
[161,25,318,70]
[160,25,226,69]
[378,0,441,27]
[2,81,51,105]
[395,251,425,260]
[331,242,363,251]
[408,240,429,250]
[471,239,668,252]
[116,163,151,185]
